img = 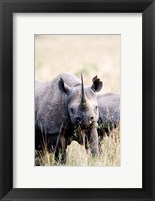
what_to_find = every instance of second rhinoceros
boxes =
[35,73,103,164]
[97,93,120,140]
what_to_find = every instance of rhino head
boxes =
[58,74,103,155]
[59,74,103,128]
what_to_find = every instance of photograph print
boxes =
[35,35,120,166]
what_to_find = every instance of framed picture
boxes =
[0,0,155,200]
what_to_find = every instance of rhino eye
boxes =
[95,106,98,110]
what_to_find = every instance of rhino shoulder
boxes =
[35,77,69,135]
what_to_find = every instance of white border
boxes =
[13,13,142,188]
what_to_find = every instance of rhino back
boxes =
[35,73,80,134]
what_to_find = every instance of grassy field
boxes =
[35,127,120,166]
[35,35,120,93]
[35,35,120,166]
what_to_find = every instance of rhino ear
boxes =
[91,76,103,92]
[58,78,71,94]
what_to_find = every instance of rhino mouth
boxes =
[80,123,89,129]
[75,120,96,130]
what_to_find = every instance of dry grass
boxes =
[35,126,120,166]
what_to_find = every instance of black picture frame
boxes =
[0,0,155,200]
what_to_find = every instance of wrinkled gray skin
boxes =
[35,73,103,164]
[97,93,120,140]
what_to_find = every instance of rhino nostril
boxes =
[89,117,94,124]
[76,117,81,124]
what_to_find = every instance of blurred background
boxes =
[35,35,120,93]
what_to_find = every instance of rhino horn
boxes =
[80,73,87,106]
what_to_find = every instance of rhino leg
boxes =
[89,128,99,156]
[35,127,48,151]
[54,134,67,165]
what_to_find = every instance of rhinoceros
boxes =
[97,93,120,140]
[35,73,103,164]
